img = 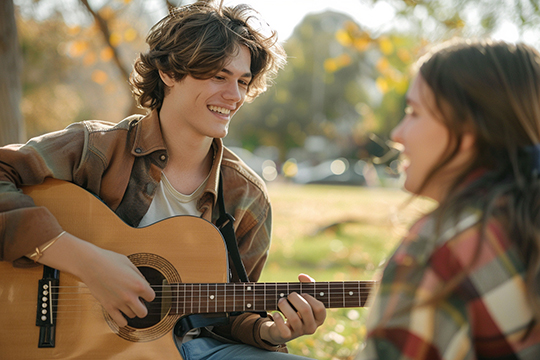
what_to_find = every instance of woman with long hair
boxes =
[357,39,540,359]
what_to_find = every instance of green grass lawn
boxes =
[260,182,434,359]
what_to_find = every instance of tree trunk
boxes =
[0,0,24,146]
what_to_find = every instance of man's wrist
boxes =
[259,321,278,345]
[254,316,286,350]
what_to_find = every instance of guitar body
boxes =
[0,179,228,359]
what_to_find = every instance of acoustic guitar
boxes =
[0,179,375,359]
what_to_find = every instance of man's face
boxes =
[159,45,252,139]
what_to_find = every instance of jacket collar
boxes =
[130,110,167,157]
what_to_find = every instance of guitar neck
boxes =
[166,281,376,315]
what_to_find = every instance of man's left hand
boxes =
[260,273,327,345]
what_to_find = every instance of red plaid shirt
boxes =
[358,208,540,360]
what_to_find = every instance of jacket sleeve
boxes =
[212,312,287,352]
[0,125,87,263]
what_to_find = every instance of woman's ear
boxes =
[159,70,175,87]
[460,131,476,152]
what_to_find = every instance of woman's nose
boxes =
[390,118,405,144]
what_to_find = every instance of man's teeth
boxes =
[208,105,231,115]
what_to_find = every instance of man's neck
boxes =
[159,113,215,195]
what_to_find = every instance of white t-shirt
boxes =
[138,172,209,227]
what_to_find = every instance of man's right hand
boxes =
[35,232,155,327]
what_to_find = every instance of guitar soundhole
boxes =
[125,266,167,329]
[105,252,182,342]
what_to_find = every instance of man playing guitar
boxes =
[0,1,326,358]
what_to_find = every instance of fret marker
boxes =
[247,303,252,308]
[210,295,215,300]
[349,291,354,296]
[320,292,325,296]
[280,293,285,298]
[247,286,252,291]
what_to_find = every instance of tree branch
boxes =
[79,0,130,82]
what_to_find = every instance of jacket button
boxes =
[160,154,167,161]
[146,183,156,195]
[135,148,142,154]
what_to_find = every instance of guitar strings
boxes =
[30,298,372,320]
[35,298,373,318]
[34,284,373,318]
[47,282,376,290]
[43,288,375,303]
[45,283,376,299]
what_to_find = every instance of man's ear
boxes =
[159,70,175,87]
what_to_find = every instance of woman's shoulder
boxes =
[394,207,484,266]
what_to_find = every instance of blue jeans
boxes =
[180,337,314,360]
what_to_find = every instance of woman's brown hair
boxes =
[415,39,540,319]
[129,1,286,111]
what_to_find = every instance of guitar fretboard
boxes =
[167,281,375,315]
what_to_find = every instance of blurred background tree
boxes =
[9,0,160,141]
[1,0,24,145]
[4,0,540,152]
[228,12,374,160]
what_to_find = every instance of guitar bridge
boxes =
[36,266,59,348]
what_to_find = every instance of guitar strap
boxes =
[175,174,265,339]
[215,173,250,283]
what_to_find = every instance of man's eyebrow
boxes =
[221,68,252,79]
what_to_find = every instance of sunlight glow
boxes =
[330,158,348,175]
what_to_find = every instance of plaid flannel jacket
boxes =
[358,207,540,360]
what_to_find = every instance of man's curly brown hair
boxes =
[129,1,286,111]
